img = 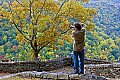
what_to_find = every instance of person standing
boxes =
[72,22,86,74]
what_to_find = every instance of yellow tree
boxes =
[0,0,96,60]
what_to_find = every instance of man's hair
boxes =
[74,22,82,30]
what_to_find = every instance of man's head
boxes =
[74,22,82,31]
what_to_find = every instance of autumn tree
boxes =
[0,0,96,60]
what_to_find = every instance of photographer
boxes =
[71,22,86,74]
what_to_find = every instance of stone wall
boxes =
[0,57,111,73]
[0,63,120,79]
[85,63,120,79]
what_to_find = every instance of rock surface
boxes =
[0,71,107,80]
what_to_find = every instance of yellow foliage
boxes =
[0,6,2,10]
[3,35,7,41]
[46,52,54,55]
[56,54,59,58]
[12,1,21,7]
[108,38,114,44]
[86,22,96,31]
[16,34,23,41]
[58,39,64,46]
[98,37,103,41]
[0,47,4,53]
[18,54,22,57]
[62,35,73,43]
[83,0,89,3]
[30,52,34,60]
[5,53,9,58]
[41,55,45,60]
[38,54,40,57]
[87,49,91,53]
[110,43,119,49]
[85,42,88,46]
[115,36,120,44]
[86,53,92,58]
[59,19,70,30]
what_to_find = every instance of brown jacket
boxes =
[72,30,85,51]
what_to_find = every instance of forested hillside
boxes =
[88,0,120,38]
[0,0,119,61]
[84,0,120,61]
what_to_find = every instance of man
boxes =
[72,22,86,74]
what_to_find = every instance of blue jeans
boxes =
[73,50,84,73]
[70,52,81,69]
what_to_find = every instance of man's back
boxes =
[73,30,85,51]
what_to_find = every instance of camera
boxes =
[70,25,74,28]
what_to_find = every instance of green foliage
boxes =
[85,24,119,61]
[82,0,120,61]
[39,41,72,61]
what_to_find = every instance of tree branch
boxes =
[42,0,69,33]
[35,0,47,24]
[30,34,36,50]
[29,0,32,19]
[37,40,53,52]
[7,1,31,41]
[53,0,67,22]
[16,0,25,7]
[61,29,70,34]
[12,21,31,41]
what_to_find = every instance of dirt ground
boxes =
[49,66,74,74]
[0,67,74,80]
[0,72,10,77]
[0,66,119,80]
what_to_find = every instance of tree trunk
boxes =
[34,51,39,60]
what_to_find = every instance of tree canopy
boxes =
[0,0,96,60]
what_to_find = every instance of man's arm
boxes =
[72,31,75,38]
[81,24,86,32]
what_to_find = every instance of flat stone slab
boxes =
[0,73,22,80]
[0,71,107,80]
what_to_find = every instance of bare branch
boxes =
[16,0,25,7]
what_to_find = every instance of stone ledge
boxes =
[0,71,107,80]
[0,58,112,73]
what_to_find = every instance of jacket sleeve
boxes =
[72,31,75,38]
